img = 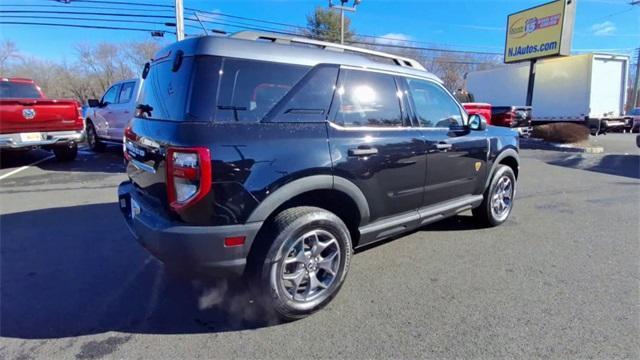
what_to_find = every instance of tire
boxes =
[472,165,516,227]
[86,120,106,152]
[254,206,352,321]
[53,142,78,162]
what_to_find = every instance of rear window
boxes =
[0,82,41,99]
[138,55,311,122]
[136,56,195,121]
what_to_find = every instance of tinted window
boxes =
[136,56,193,121]
[270,66,339,122]
[215,58,308,122]
[118,82,136,104]
[0,82,42,99]
[334,70,403,127]
[407,79,462,128]
[102,84,120,105]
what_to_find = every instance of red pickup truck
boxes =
[0,78,84,161]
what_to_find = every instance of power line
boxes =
[0,21,175,33]
[1,14,202,29]
[1,3,174,12]
[45,0,503,52]
[15,2,503,56]
[0,10,175,20]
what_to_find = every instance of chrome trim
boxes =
[130,158,156,174]
[0,130,84,149]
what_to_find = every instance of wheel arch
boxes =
[485,148,519,190]
[246,175,369,248]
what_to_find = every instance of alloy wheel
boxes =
[491,175,513,221]
[279,229,341,303]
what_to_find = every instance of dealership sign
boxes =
[504,0,576,63]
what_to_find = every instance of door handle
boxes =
[348,147,378,157]
[435,143,452,150]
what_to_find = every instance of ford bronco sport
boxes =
[118,32,520,320]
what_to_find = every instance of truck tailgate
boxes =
[0,99,82,134]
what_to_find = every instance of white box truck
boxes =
[465,53,630,133]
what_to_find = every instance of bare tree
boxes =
[0,40,21,76]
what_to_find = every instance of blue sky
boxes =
[1,0,638,61]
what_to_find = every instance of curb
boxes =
[520,138,604,154]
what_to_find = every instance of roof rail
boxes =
[230,31,426,71]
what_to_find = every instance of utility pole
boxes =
[633,48,640,108]
[328,0,361,44]
[175,0,184,41]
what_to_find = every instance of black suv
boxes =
[118,32,520,320]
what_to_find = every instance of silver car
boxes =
[85,78,141,151]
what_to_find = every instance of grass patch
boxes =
[531,123,590,144]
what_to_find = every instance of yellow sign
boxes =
[504,0,575,63]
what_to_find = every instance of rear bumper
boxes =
[0,130,85,149]
[118,181,262,277]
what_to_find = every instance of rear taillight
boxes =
[77,105,84,127]
[166,147,212,211]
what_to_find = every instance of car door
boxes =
[403,77,489,206]
[327,68,427,234]
[108,81,136,140]
[94,83,121,139]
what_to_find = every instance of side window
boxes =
[334,69,404,127]
[406,79,463,128]
[101,84,120,105]
[216,59,309,122]
[270,66,339,122]
[118,82,136,104]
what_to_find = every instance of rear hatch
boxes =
[0,99,82,134]
[125,51,208,213]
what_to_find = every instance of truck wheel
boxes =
[255,206,352,321]
[472,165,516,227]
[86,120,105,152]
[53,142,78,162]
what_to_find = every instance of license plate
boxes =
[20,132,42,142]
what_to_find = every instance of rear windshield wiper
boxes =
[217,105,247,122]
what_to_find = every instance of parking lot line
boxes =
[0,155,55,181]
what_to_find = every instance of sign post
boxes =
[504,0,577,106]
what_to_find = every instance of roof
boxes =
[152,32,441,83]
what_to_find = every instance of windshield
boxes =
[0,82,42,99]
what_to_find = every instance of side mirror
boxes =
[87,99,100,108]
[468,114,487,131]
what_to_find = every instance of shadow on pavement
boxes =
[0,203,275,340]
[355,215,485,254]
[547,154,640,180]
[0,145,125,174]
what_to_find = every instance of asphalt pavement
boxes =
[0,134,638,359]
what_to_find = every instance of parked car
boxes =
[461,102,492,124]
[118,32,520,320]
[454,89,492,124]
[491,106,533,136]
[85,78,141,151]
[0,77,84,161]
[626,107,640,133]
